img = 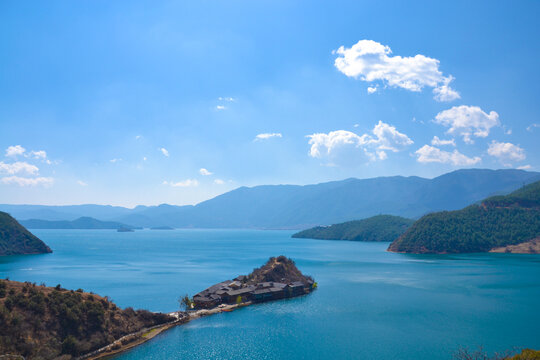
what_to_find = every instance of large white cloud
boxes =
[487,141,526,163]
[334,40,460,101]
[5,145,26,157]
[415,145,481,166]
[307,121,412,161]
[0,161,39,175]
[0,176,53,187]
[434,105,500,144]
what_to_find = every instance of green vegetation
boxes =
[292,215,414,242]
[20,216,139,230]
[453,347,540,359]
[0,279,173,359]
[388,181,540,254]
[0,211,52,256]
[246,255,313,285]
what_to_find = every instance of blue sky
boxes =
[1,0,539,206]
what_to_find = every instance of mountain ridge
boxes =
[1,169,539,229]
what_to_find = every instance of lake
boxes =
[1,229,539,359]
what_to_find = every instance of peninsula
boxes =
[0,211,52,256]
[191,255,316,309]
[292,215,414,242]
[0,256,315,360]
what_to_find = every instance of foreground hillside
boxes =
[0,212,51,256]
[0,280,173,359]
[292,215,414,242]
[388,181,540,254]
[1,169,539,229]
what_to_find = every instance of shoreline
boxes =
[79,302,252,360]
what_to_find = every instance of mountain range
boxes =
[1,169,539,229]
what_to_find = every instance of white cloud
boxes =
[353,124,360,128]
[214,179,225,185]
[110,158,122,163]
[431,136,456,147]
[216,105,226,110]
[334,39,460,101]
[77,180,88,186]
[517,165,532,170]
[487,141,526,163]
[5,145,26,157]
[1,176,53,187]
[163,179,199,187]
[0,161,39,175]
[367,86,378,94]
[527,123,540,132]
[143,156,147,161]
[28,150,47,159]
[370,121,413,152]
[218,97,236,102]
[255,133,282,140]
[160,148,169,157]
[434,105,500,144]
[307,121,412,161]
[199,168,213,176]
[432,76,460,102]
[135,135,142,140]
[415,145,481,166]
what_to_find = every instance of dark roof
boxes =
[290,281,304,288]
[253,289,272,295]
[269,287,285,293]
[234,275,247,281]
[227,287,254,296]
[273,282,287,289]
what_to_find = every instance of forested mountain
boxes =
[20,217,139,230]
[0,211,52,256]
[1,169,538,229]
[292,215,414,242]
[388,180,540,254]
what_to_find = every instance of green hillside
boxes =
[0,212,52,256]
[20,216,139,230]
[292,215,414,242]
[388,181,540,254]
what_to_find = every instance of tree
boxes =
[179,294,193,311]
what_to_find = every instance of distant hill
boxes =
[1,169,539,229]
[292,215,414,242]
[20,217,139,230]
[388,180,540,254]
[0,279,173,359]
[0,211,52,256]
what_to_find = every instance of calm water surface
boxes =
[1,229,539,359]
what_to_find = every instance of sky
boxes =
[1,0,539,207]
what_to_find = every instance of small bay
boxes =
[1,229,539,359]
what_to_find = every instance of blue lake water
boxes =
[1,229,539,359]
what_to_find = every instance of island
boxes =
[191,255,316,309]
[388,180,540,254]
[292,215,414,242]
[117,227,135,232]
[0,211,52,255]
